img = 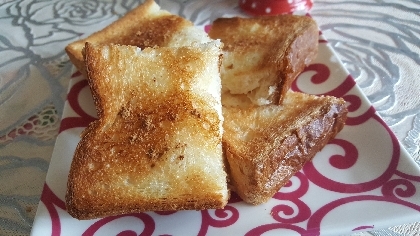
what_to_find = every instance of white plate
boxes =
[31,5,420,236]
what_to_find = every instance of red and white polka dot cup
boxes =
[239,0,313,16]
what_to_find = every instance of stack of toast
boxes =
[64,0,348,219]
[208,16,347,204]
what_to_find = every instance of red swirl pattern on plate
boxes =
[303,76,400,193]
[59,72,97,133]
[395,169,420,182]
[327,139,358,169]
[40,184,66,236]
[244,172,311,234]
[382,178,416,198]
[303,111,401,194]
[295,63,330,85]
[82,213,155,236]
[292,63,379,126]
[274,171,309,200]
[245,223,308,235]
[34,36,420,235]
[271,172,311,223]
[198,206,240,235]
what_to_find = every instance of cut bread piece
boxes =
[66,42,228,220]
[65,0,211,76]
[208,15,319,106]
[222,91,347,204]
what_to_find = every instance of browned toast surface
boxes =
[65,0,208,76]
[223,91,347,204]
[66,42,228,219]
[209,15,318,105]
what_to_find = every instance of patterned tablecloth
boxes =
[0,0,419,235]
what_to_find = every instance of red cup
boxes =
[239,0,313,16]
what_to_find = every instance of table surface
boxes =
[0,0,419,235]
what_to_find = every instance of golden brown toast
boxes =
[66,42,228,219]
[208,15,319,106]
[222,91,347,204]
[65,0,211,76]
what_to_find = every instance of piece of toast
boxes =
[65,0,211,76]
[66,42,228,220]
[222,91,347,204]
[208,15,318,106]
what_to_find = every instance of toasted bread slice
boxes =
[65,0,211,76]
[222,91,347,204]
[66,42,228,219]
[208,15,318,106]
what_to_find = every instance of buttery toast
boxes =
[66,42,228,219]
[222,91,347,204]
[65,0,211,76]
[208,15,319,106]
[64,0,345,214]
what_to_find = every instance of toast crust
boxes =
[223,92,347,204]
[65,0,193,76]
[66,43,228,219]
[209,15,318,105]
